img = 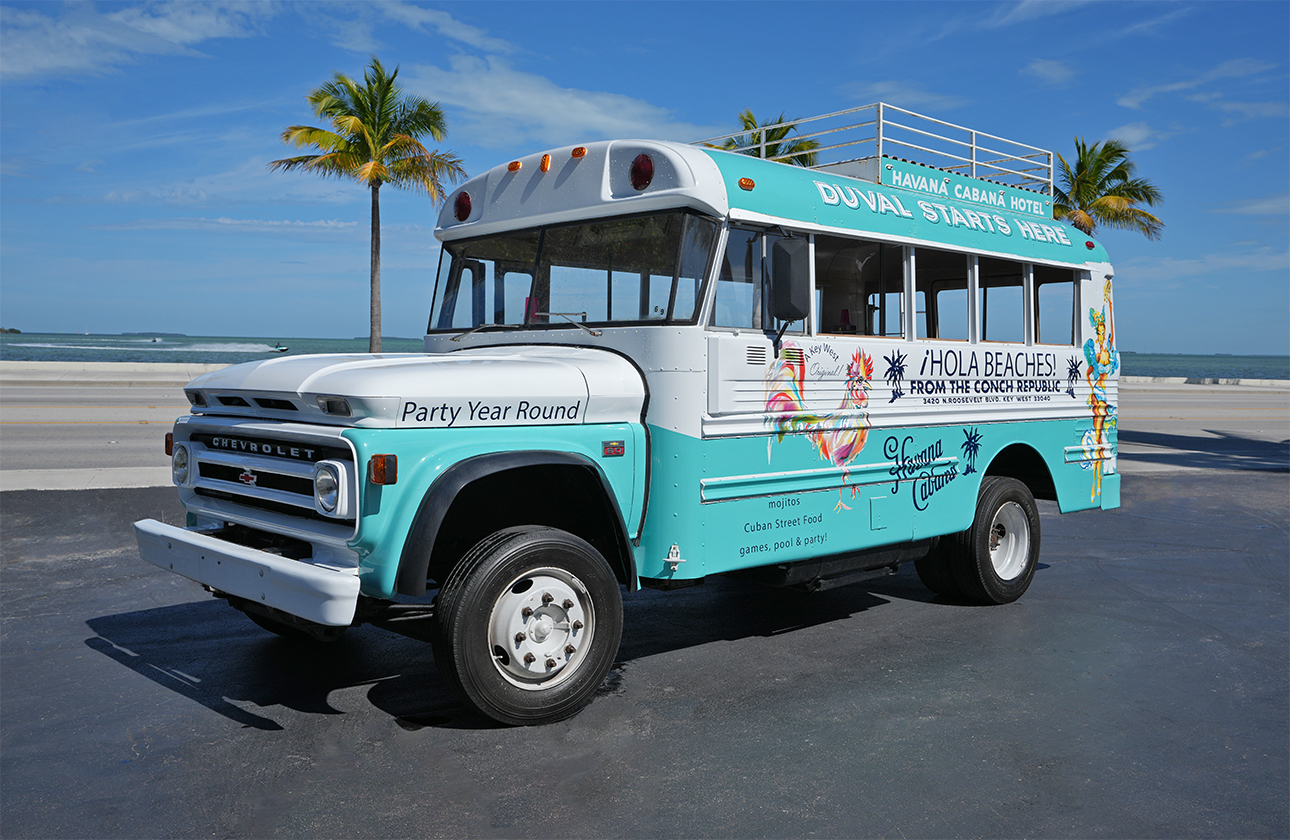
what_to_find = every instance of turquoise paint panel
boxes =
[702,150,1109,265]
[342,423,643,598]
[1100,474,1121,510]
[642,415,1113,580]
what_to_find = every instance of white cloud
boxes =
[1101,121,1186,151]
[1117,58,1276,109]
[379,3,515,53]
[93,157,359,207]
[841,81,969,112]
[302,2,515,56]
[0,1,275,79]
[1211,195,1290,216]
[1023,59,1075,86]
[985,0,1095,28]
[1120,247,1289,283]
[87,216,359,237]
[403,56,723,149]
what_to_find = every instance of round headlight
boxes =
[171,444,189,485]
[315,463,339,513]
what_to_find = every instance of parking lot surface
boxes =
[2,465,1286,838]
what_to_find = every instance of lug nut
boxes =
[565,645,576,655]
[572,620,583,631]
[545,658,556,669]
[541,592,554,605]
[515,632,526,643]
[523,653,536,665]
[562,598,574,609]
[521,606,533,618]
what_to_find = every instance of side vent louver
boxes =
[746,346,768,366]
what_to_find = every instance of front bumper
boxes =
[135,519,360,626]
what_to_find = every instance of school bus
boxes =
[136,104,1119,724]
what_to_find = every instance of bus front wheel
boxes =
[432,526,623,726]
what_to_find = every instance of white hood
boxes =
[186,346,646,429]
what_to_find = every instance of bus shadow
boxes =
[84,578,897,731]
[1118,428,1290,472]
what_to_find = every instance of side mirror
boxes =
[771,238,810,323]
[770,238,809,357]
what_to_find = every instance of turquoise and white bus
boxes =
[136,105,1119,725]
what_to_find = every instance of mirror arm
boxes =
[773,321,794,359]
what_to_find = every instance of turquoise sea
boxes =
[1,333,1287,381]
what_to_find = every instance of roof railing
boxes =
[692,103,1054,197]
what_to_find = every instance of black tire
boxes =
[244,608,348,642]
[914,538,963,597]
[432,526,623,726]
[944,476,1041,605]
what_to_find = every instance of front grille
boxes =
[198,463,314,495]
[182,424,356,530]
[190,432,349,464]
[194,488,354,525]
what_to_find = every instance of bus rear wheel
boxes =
[432,526,623,726]
[934,476,1041,605]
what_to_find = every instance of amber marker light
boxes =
[738,177,755,191]
[368,454,398,485]
[540,154,552,173]
[165,432,174,456]
[508,160,522,172]
[571,146,587,159]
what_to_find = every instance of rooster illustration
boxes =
[765,342,875,511]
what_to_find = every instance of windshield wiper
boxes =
[449,322,521,342]
[535,312,603,337]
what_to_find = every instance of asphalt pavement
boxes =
[1,367,1287,838]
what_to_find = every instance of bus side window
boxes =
[979,257,1025,343]
[916,248,969,340]
[814,237,903,337]
[712,226,800,334]
[1035,266,1076,345]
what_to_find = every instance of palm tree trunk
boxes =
[370,183,381,354]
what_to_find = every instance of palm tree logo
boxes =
[884,350,907,403]
[1066,356,1082,398]
[961,427,983,475]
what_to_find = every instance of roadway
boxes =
[1,368,1287,837]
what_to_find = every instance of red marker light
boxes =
[629,154,654,190]
[454,191,472,222]
[1085,240,1095,250]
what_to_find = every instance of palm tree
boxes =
[1053,138,1163,241]
[269,56,466,352]
[718,110,820,167]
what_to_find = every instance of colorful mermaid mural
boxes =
[765,342,874,511]
[1082,280,1118,500]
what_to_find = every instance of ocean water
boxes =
[2,333,1287,381]
[0,333,425,366]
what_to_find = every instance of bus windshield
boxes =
[429,211,719,332]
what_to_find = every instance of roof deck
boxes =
[693,104,1055,218]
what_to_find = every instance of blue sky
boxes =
[1,0,1287,354]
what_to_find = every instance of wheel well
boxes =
[406,461,634,595]
[984,443,1056,501]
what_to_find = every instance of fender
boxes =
[395,450,638,596]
